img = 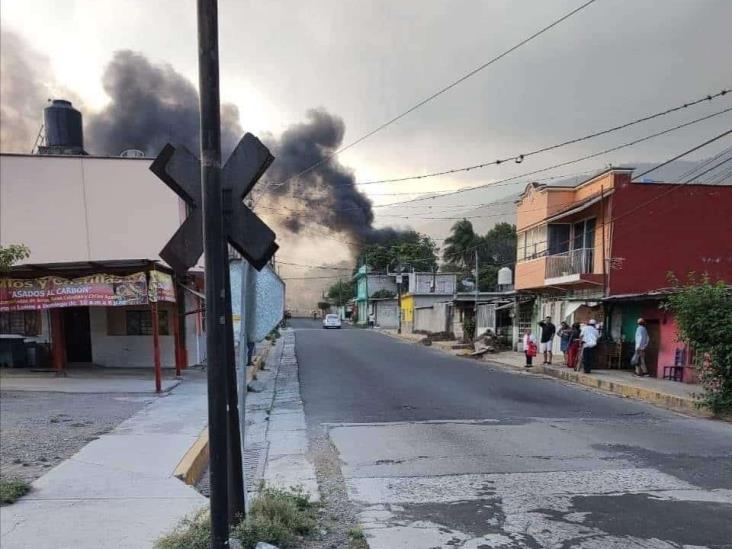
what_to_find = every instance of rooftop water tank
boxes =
[497,267,513,287]
[41,99,84,154]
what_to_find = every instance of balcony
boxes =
[545,248,595,281]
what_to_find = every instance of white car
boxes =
[322,314,342,329]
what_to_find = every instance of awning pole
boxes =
[50,309,66,375]
[151,300,162,393]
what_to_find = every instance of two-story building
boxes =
[354,266,399,326]
[514,167,732,379]
[400,271,458,334]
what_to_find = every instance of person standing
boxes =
[523,329,537,368]
[539,316,556,365]
[580,319,599,373]
[368,312,375,328]
[633,318,650,376]
[567,322,582,370]
[558,321,571,366]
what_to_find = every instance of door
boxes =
[63,307,92,363]
[644,320,661,377]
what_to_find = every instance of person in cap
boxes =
[633,318,650,376]
[579,319,600,373]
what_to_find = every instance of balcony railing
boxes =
[545,248,594,279]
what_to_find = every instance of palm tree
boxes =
[442,219,478,269]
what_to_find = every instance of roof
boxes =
[7,259,172,278]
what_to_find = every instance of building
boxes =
[354,265,398,325]
[400,271,457,333]
[514,167,732,377]
[0,150,203,388]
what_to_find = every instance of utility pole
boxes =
[197,1,229,545]
[474,248,479,335]
[396,270,403,334]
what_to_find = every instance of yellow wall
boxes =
[400,294,414,322]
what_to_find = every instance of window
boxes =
[572,218,596,250]
[125,310,169,336]
[548,224,570,255]
[517,226,547,260]
[0,311,41,336]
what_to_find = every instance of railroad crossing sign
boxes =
[150,133,278,273]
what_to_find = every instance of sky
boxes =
[1,0,731,306]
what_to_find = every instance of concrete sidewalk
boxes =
[379,330,710,418]
[244,331,319,501]
[0,370,208,549]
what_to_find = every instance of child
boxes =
[523,329,537,368]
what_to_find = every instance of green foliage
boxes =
[371,288,396,299]
[232,486,316,548]
[317,301,331,311]
[667,274,732,414]
[362,231,437,272]
[442,219,477,269]
[327,279,355,306]
[443,221,517,289]
[155,487,317,549]
[0,244,30,271]
[0,478,30,505]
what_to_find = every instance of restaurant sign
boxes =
[0,272,175,312]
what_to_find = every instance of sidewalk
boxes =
[380,330,710,417]
[244,331,319,500]
[0,370,208,549]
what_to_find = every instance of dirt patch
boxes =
[0,390,151,483]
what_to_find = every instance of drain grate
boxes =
[244,441,268,485]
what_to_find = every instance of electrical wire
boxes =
[263,0,599,195]
[351,89,730,187]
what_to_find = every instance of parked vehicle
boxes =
[322,314,342,329]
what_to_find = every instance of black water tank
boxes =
[44,99,84,149]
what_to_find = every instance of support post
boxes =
[224,253,245,521]
[173,301,183,378]
[474,248,479,338]
[50,309,66,374]
[197,0,230,545]
[151,300,162,393]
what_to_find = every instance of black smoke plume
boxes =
[86,50,243,158]
[0,30,405,247]
[263,109,409,245]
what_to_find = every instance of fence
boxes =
[545,248,594,279]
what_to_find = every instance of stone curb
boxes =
[172,342,273,486]
[379,330,712,419]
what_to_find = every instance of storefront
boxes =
[0,260,199,392]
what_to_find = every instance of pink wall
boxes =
[639,307,695,383]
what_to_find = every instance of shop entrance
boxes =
[63,307,92,363]
[644,319,661,376]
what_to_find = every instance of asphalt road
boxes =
[291,318,732,549]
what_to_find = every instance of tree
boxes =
[481,222,517,266]
[667,274,732,414]
[371,288,396,299]
[327,280,355,307]
[362,231,437,272]
[442,219,478,269]
[317,301,331,312]
[0,244,30,271]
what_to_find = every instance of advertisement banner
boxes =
[148,270,176,303]
[0,272,150,312]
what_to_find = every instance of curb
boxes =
[173,342,273,486]
[174,427,209,485]
[379,330,711,419]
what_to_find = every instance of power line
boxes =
[632,129,732,180]
[352,89,730,187]
[368,106,732,208]
[265,0,599,194]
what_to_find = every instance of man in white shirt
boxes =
[579,319,600,373]
[634,318,650,376]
